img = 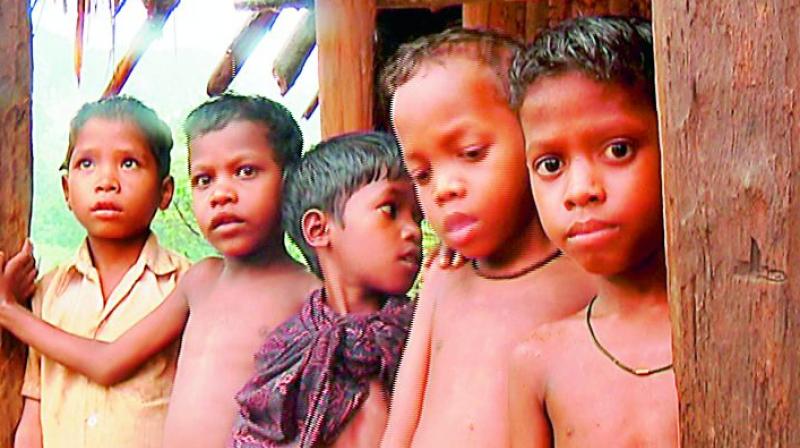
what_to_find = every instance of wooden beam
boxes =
[376,0,463,8]
[315,0,376,137]
[207,9,278,96]
[608,0,633,15]
[102,1,180,97]
[273,9,316,95]
[463,1,526,39]
[524,1,548,41]
[303,92,320,119]
[236,0,470,10]
[654,0,800,445]
[0,0,32,445]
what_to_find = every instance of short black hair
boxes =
[380,27,523,108]
[282,131,408,278]
[510,16,654,108]
[184,93,302,170]
[63,96,173,180]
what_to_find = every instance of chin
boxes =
[446,236,495,260]
[86,227,149,241]
[379,280,415,297]
[214,241,261,259]
[570,253,628,276]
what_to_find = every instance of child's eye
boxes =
[379,203,397,218]
[75,159,93,169]
[121,158,139,169]
[236,165,257,178]
[191,174,212,188]
[533,156,564,177]
[461,145,485,160]
[604,142,634,161]
[409,169,430,184]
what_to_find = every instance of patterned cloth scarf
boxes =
[231,289,414,448]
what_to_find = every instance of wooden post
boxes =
[462,1,527,39]
[463,1,651,43]
[315,0,376,137]
[0,1,32,445]
[654,1,800,445]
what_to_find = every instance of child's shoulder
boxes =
[512,307,589,375]
[32,267,63,304]
[155,244,192,275]
[180,256,224,290]
[183,256,223,278]
[420,262,472,292]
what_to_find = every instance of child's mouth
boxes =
[398,249,421,267]
[90,202,122,217]
[567,219,618,246]
[211,213,245,230]
[443,213,478,246]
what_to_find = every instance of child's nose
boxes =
[563,163,605,210]
[94,169,119,193]
[209,183,237,207]
[433,172,465,206]
[401,221,422,244]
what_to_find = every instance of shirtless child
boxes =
[230,132,420,448]
[0,94,319,448]
[507,17,678,447]
[380,29,596,447]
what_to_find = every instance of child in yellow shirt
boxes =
[3,96,190,448]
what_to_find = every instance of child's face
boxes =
[391,57,534,258]
[327,177,422,296]
[62,117,171,241]
[189,120,284,258]
[520,71,663,276]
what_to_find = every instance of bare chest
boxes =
[413,296,537,446]
[163,283,306,447]
[546,344,679,447]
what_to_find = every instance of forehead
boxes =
[74,117,149,148]
[189,120,276,162]
[348,177,416,205]
[519,72,657,148]
[391,58,513,153]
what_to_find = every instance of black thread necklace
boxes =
[586,296,673,377]
[471,249,562,280]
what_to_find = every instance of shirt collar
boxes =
[68,233,180,278]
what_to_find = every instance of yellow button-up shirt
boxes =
[22,234,190,448]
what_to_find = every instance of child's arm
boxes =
[0,291,188,386]
[508,339,553,448]
[14,398,42,448]
[380,269,438,448]
[0,250,203,387]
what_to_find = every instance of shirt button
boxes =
[86,414,98,428]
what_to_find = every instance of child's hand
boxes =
[423,243,466,271]
[0,239,37,306]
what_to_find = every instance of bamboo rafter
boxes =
[234,0,465,11]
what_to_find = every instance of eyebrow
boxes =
[526,116,652,152]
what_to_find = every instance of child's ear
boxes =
[301,209,330,248]
[61,174,72,211]
[159,175,175,210]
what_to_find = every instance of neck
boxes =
[86,231,150,275]
[595,249,668,315]
[318,259,383,315]
[223,233,293,273]
[323,281,383,315]
[478,213,555,275]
